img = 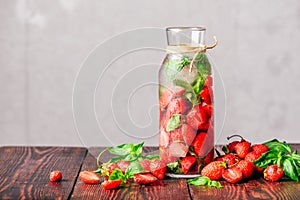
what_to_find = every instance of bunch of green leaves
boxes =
[165,56,191,80]
[253,139,300,181]
[194,53,211,76]
[191,53,211,95]
[187,176,223,188]
[107,162,145,184]
[97,142,160,183]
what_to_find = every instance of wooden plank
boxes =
[0,146,87,200]
[71,147,191,200]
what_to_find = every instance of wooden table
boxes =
[1,145,300,200]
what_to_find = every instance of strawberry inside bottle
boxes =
[159,27,216,175]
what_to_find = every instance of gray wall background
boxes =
[1,0,300,147]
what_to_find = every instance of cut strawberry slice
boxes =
[181,156,196,174]
[222,168,243,184]
[169,128,184,142]
[200,87,212,105]
[79,170,100,184]
[150,160,166,179]
[182,124,196,146]
[116,160,130,173]
[168,142,188,158]
[139,159,151,172]
[186,105,208,130]
[134,173,157,185]
[166,98,187,120]
[191,132,208,156]
[159,89,173,110]
[101,179,122,190]
[202,104,212,117]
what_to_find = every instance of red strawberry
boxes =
[251,144,269,155]
[222,168,243,183]
[200,87,212,104]
[191,133,207,156]
[139,159,151,172]
[217,153,239,167]
[234,160,254,179]
[150,160,166,179]
[264,165,284,182]
[79,170,100,184]
[245,151,263,173]
[159,89,173,110]
[134,173,157,185]
[50,170,62,182]
[168,142,189,158]
[116,160,130,173]
[166,98,187,120]
[101,179,122,190]
[181,156,197,174]
[204,148,215,165]
[201,161,226,180]
[225,135,248,154]
[234,141,251,159]
[226,141,239,153]
[182,124,196,146]
[186,105,208,130]
[202,104,212,117]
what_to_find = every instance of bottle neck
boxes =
[166,27,206,46]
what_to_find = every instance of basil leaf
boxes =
[209,181,223,188]
[109,168,124,180]
[124,154,139,162]
[165,56,191,80]
[109,155,125,163]
[264,139,292,154]
[125,162,144,179]
[192,74,206,95]
[108,143,133,155]
[166,114,181,132]
[173,79,198,105]
[131,142,144,156]
[143,154,160,160]
[291,153,300,162]
[187,176,210,186]
[253,151,278,168]
[195,53,211,76]
[188,176,222,188]
[167,161,183,174]
[282,157,299,181]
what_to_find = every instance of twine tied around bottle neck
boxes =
[166,36,218,72]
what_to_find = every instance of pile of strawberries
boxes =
[79,159,167,189]
[202,135,283,183]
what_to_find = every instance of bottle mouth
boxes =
[166,27,206,32]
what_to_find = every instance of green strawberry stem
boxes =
[227,134,244,141]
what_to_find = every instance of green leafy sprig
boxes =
[253,139,300,181]
[187,176,223,188]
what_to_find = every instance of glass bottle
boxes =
[159,27,216,175]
